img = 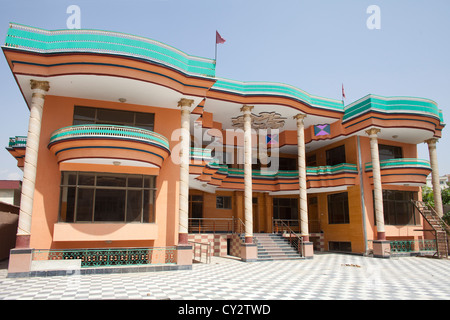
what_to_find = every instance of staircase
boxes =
[253,233,303,261]
[412,200,449,259]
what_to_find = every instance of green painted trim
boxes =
[205,162,358,179]
[365,158,431,171]
[212,78,344,112]
[49,125,170,151]
[5,23,215,78]
[344,94,444,124]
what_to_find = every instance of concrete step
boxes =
[253,233,303,261]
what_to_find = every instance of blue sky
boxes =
[0,0,449,180]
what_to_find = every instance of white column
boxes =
[294,114,309,241]
[241,105,254,243]
[16,80,50,248]
[366,128,386,240]
[426,138,443,217]
[178,98,194,245]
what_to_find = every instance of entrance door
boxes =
[252,197,259,233]
[308,196,320,233]
[273,198,299,231]
[189,195,203,232]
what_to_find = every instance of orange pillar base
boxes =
[373,240,391,259]
[240,243,258,262]
[7,248,33,277]
[175,245,193,266]
[302,242,314,259]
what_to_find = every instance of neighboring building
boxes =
[0,180,21,206]
[3,23,446,275]
[426,174,449,189]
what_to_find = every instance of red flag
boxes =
[342,84,346,99]
[216,31,226,44]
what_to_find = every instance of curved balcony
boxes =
[48,125,170,170]
[196,162,358,192]
[6,136,27,168]
[365,158,431,185]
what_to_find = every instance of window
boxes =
[326,145,346,166]
[59,172,156,223]
[279,157,297,170]
[216,196,232,209]
[306,154,317,167]
[379,144,402,161]
[73,106,155,131]
[189,195,203,219]
[273,198,299,221]
[328,192,349,224]
[377,190,418,225]
[329,241,352,252]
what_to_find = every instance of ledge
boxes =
[53,222,158,242]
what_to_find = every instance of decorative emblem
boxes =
[232,112,286,129]
[314,124,330,136]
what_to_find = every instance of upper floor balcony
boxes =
[48,124,171,171]
[364,158,431,185]
[6,136,27,168]
[195,161,359,192]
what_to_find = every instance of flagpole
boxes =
[215,41,217,63]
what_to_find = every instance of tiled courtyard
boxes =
[0,253,449,300]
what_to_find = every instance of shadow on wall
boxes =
[0,202,19,261]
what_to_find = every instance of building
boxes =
[3,23,446,276]
[0,180,21,206]
[426,174,449,190]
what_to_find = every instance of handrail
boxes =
[411,200,449,258]
[412,200,450,234]
[188,218,235,234]
[273,219,304,257]
[189,241,211,264]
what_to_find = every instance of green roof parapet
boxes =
[344,94,444,125]
[4,23,216,78]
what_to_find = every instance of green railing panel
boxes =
[49,124,170,151]
[33,247,176,268]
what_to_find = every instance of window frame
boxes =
[327,192,350,224]
[325,145,346,166]
[376,190,419,226]
[59,172,157,224]
[73,106,155,131]
[378,144,403,161]
[216,196,232,209]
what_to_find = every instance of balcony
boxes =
[48,125,170,170]
[196,161,358,192]
[365,158,431,185]
[6,136,27,168]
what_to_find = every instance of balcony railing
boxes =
[365,158,431,171]
[7,136,27,149]
[32,246,176,268]
[49,124,170,152]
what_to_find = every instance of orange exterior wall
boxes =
[358,136,426,244]
[29,95,181,250]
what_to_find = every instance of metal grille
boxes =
[32,247,176,268]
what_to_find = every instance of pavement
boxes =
[0,253,449,300]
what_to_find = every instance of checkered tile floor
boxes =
[1,253,449,300]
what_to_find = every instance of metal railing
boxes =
[368,239,437,254]
[32,247,176,268]
[189,241,212,264]
[273,219,304,257]
[188,217,246,234]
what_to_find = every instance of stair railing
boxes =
[411,200,449,258]
[273,219,304,257]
